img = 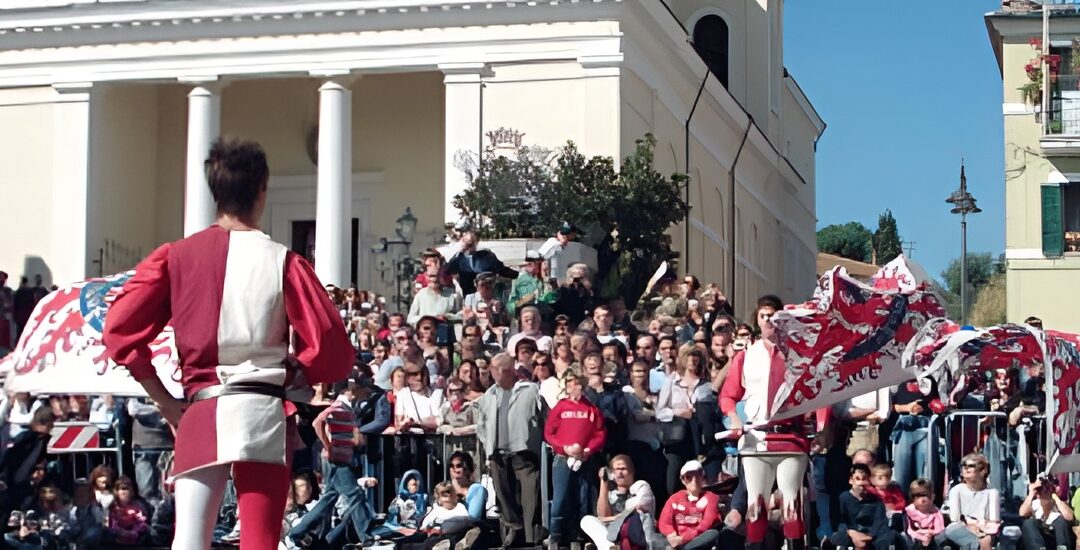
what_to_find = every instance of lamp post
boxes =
[374,207,419,311]
[946,162,981,324]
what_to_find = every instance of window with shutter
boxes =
[1042,183,1064,257]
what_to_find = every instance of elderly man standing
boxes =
[477,353,545,547]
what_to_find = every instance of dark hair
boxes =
[909,478,934,497]
[30,406,55,428]
[756,294,783,312]
[205,138,269,219]
[602,340,627,361]
[291,470,321,502]
[449,451,475,474]
[850,463,871,478]
[515,337,537,355]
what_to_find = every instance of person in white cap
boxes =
[657,460,720,549]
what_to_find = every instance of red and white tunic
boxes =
[104,226,352,477]
[719,339,808,454]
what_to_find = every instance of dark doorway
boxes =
[290,219,361,287]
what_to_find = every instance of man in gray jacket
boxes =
[477,352,545,546]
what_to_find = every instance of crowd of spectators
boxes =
[0,224,1071,550]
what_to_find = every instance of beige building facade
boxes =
[0,0,822,318]
[988,3,1080,332]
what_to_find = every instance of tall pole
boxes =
[960,214,968,324]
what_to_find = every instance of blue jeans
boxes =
[812,445,849,541]
[289,461,374,544]
[891,416,929,490]
[550,456,593,543]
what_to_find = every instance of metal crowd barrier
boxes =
[364,431,483,512]
[931,410,1047,502]
[9,421,127,485]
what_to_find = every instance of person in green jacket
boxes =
[508,250,556,319]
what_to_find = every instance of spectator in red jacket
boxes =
[658,460,720,550]
[544,370,606,549]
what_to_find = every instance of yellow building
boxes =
[988,2,1080,332]
[0,0,822,318]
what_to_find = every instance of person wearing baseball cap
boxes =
[658,459,720,549]
[508,249,555,320]
[537,222,584,287]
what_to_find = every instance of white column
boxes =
[314,76,353,287]
[440,63,491,225]
[182,80,222,237]
[52,82,94,284]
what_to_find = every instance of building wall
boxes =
[482,62,621,160]
[994,19,1080,332]
[87,83,160,275]
[0,88,58,286]
[0,86,94,287]
[620,2,819,318]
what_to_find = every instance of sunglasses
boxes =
[450,462,465,469]
[962,462,980,469]
[911,492,930,499]
[449,387,464,393]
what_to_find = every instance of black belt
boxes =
[188,382,286,403]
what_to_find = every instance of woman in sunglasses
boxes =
[944,453,1000,550]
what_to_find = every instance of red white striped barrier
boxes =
[48,424,100,452]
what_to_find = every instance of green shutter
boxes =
[1042,184,1064,257]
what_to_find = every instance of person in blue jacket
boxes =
[372,470,430,539]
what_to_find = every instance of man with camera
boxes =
[579,454,660,550]
[1019,476,1074,550]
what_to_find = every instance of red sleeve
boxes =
[815,407,832,432]
[585,403,606,455]
[658,494,676,535]
[544,400,563,451]
[283,252,352,385]
[103,244,172,381]
[684,493,720,540]
[718,351,746,414]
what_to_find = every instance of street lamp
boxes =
[373,207,420,311]
[946,161,982,324]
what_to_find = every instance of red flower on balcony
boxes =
[1030,37,1044,49]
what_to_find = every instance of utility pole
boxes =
[903,240,917,257]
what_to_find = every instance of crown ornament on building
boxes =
[486,127,525,152]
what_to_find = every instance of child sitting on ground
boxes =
[372,470,429,538]
[106,476,150,546]
[867,464,906,515]
[905,478,945,550]
[419,482,471,535]
[830,463,899,550]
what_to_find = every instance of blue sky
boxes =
[784,0,1004,281]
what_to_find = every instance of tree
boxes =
[453,133,689,307]
[970,273,1007,326]
[872,209,903,264]
[940,252,1000,297]
[817,222,873,263]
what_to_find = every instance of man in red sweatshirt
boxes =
[544,370,606,550]
[658,460,720,550]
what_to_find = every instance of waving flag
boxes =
[767,265,946,420]
[904,321,1080,474]
[2,272,181,397]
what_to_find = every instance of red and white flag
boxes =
[768,266,946,421]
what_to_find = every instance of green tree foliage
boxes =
[817,222,873,263]
[453,134,688,307]
[940,252,1000,296]
[970,273,1007,327]
[872,210,903,263]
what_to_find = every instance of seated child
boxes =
[372,470,429,538]
[66,479,105,548]
[830,464,899,550]
[867,463,907,529]
[106,476,150,546]
[905,478,945,550]
[420,482,472,536]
